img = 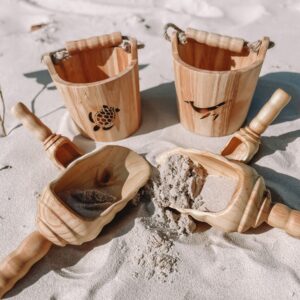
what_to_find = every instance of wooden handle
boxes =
[267,203,300,238]
[248,89,291,136]
[66,32,123,55]
[0,231,52,298]
[11,102,52,142]
[185,28,245,53]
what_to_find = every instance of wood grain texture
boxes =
[11,102,52,142]
[37,145,151,246]
[66,32,123,55]
[0,144,151,298]
[171,32,270,136]
[11,102,83,170]
[186,28,245,53]
[158,148,300,237]
[221,89,291,163]
[248,88,291,135]
[267,203,300,237]
[220,127,260,163]
[43,35,141,142]
[0,232,52,298]
[157,148,269,233]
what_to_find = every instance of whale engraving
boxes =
[184,100,226,120]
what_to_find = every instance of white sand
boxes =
[198,175,237,212]
[1,0,300,299]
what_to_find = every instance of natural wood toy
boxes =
[0,104,151,298]
[221,89,291,163]
[164,23,273,137]
[157,148,300,237]
[11,102,83,169]
[42,32,143,142]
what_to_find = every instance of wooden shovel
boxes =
[11,102,83,169]
[221,89,291,163]
[158,148,300,237]
[0,104,151,298]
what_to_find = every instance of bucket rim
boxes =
[43,53,137,87]
[171,35,270,75]
[42,38,138,87]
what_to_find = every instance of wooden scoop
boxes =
[158,148,300,237]
[221,89,291,163]
[11,102,83,169]
[0,105,151,298]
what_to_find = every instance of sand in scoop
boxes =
[153,154,237,214]
[58,154,236,220]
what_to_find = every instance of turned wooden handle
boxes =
[267,203,300,238]
[185,27,245,53]
[11,102,52,142]
[66,32,123,55]
[0,231,52,298]
[248,89,291,136]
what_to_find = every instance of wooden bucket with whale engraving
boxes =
[42,32,143,142]
[164,24,273,137]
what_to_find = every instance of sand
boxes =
[152,154,207,210]
[153,154,237,213]
[0,0,300,299]
[60,189,118,219]
[199,175,237,212]
[125,154,238,283]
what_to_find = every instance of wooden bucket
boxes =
[165,24,272,137]
[43,32,142,142]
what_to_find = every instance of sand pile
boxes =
[152,154,237,213]
[129,154,238,282]
[152,154,207,210]
[131,221,179,282]
[58,154,237,283]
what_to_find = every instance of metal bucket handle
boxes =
[164,23,274,53]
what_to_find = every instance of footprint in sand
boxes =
[163,0,223,18]
[124,14,145,26]
[0,1,51,36]
[29,0,145,16]
[225,4,268,26]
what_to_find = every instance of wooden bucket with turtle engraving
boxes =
[164,24,272,137]
[42,32,142,141]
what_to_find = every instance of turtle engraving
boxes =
[88,105,120,131]
[184,100,226,120]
